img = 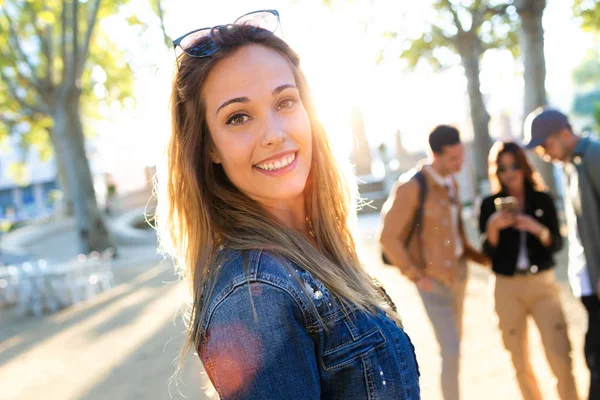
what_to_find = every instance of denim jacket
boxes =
[198,249,420,399]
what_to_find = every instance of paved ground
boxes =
[0,214,591,399]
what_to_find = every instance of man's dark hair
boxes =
[428,125,461,154]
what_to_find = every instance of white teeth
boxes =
[256,152,296,171]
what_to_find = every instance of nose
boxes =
[259,115,286,147]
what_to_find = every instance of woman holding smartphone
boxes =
[479,141,578,400]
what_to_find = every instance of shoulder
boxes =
[587,137,600,152]
[202,249,313,332]
[393,169,424,194]
[583,138,600,165]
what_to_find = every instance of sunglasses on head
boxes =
[172,10,281,58]
[497,163,520,174]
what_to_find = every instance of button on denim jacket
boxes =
[198,249,420,399]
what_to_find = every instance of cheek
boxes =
[211,131,255,175]
[507,172,523,183]
[284,107,311,145]
[516,171,524,181]
[547,141,560,156]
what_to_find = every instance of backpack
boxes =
[381,171,428,265]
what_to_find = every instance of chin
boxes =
[256,180,307,202]
[274,181,307,200]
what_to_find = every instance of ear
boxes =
[209,146,222,164]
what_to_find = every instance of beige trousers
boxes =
[494,270,579,400]
[418,261,467,400]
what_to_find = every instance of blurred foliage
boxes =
[574,0,600,32]
[573,1,600,131]
[573,91,600,133]
[0,0,168,185]
[8,161,30,185]
[395,0,519,70]
[573,49,600,88]
[573,90,600,115]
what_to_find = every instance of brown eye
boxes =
[276,98,296,111]
[226,114,251,125]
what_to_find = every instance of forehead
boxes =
[203,44,296,110]
[442,143,463,156]
[498,152,516,164]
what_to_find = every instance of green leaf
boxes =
[573,49,600,87]
[594,103,600,132]
[126,15,145,27]
[37,10,55,25]
[574,0,600,32]
[8,162,31,186]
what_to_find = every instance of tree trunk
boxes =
[49,129,74,216]
[518,0,557,196]
[53,87,115,255]
[461,52,492,191]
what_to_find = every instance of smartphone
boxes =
[494,196,519,214]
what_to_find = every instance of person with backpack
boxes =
[524,107,600,400]
[380,125,488,400]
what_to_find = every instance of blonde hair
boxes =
[156,25,398,379]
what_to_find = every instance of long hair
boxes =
[156,24,398,377]
[488,140,546,193]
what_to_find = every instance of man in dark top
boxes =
[524,107,600,400]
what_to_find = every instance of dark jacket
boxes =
[566,136,600,293]
[479,186,563,276]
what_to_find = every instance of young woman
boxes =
[479,141,578,400]
[156,10,420,399]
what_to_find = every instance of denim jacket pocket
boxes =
[321,325,386,370]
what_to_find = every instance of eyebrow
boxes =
[215,84,298,116]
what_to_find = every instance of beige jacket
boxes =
[379,164,488,285]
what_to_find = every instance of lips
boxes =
[253,151,299,176]
[254,151,297,171]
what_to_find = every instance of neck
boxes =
[507,183,525,200]
[566,135,582,162]
[430,160,448,177]
[262,195,309,237]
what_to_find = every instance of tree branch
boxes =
[0,44,48,105]
[1,8,45,94]
[61,0,67,83]
[153,0,171,48]
[45,25,54,87]
[26,3,53,89]
[431,25,455,48]
[471,0,487,32]
[78,0,101,78]
[72,0,79,83]
[486,3,511,16]
[0,70,49,115]
[440,0,465,34]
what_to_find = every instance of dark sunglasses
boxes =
[172,10,281,58]
[497,163,520,174]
